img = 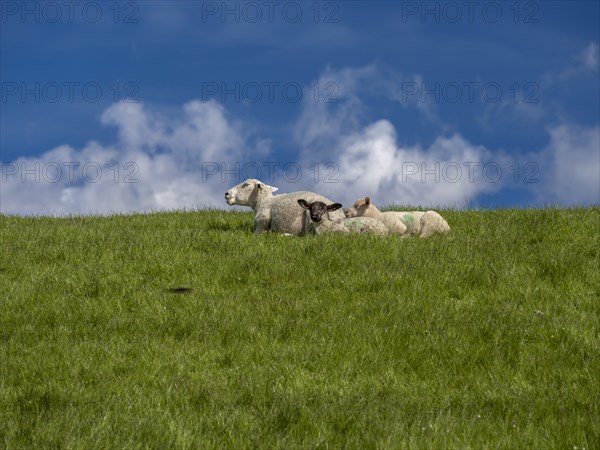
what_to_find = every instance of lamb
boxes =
[297,199,388,235]
[345,197,450,237]
[224,178,346,235]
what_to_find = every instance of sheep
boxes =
[297,199,388,235]
[224,178,346,235]
[345,197,450,237]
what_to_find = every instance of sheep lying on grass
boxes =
[346,197,450,237]
[225,178,346,235]
[298,199,388,235]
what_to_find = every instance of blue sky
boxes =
[1,1,599,214]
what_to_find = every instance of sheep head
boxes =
[297,199,343,223]
[225,178,278,206]
[345,197,375,218]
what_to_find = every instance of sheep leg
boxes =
[253,217,270,234]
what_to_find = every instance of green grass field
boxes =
[1,207,599,449]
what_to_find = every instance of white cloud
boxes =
[292,66,504,207]
[293,64,442,155]
[534,124,600,205]
[542,41,600,84]
[300,118,503,207]
[291,65,599,208]
[2,65,598,216]
[559,41,600,80]
[293,65,376,155]
[1,100,264,215]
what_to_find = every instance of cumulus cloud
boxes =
[2,64,598,216]
[303,119,505,207]
[293,66,506,207]
[533,124,600,205]
[292,65,599,208]
[293,64,442,153]
[1,100,264,215]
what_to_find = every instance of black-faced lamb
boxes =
[297,199,387,235]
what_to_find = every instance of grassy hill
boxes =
[1,207,599,449]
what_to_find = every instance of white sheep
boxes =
[225,178,346,235]
[297,199,388,235]
[345,197,450,237]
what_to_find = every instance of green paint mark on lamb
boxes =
[346,218,365,229]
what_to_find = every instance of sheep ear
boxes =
[327,203,343,212]
[266,184,279,193]
[297,199,309,209]
[365,197,371,205]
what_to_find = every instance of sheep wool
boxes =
[225,179,346,235]
[309,216,388,236]
[346,197,450,237]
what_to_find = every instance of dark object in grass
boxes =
[166,287,192,294]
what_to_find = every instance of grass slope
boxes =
[1,207,599,449]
